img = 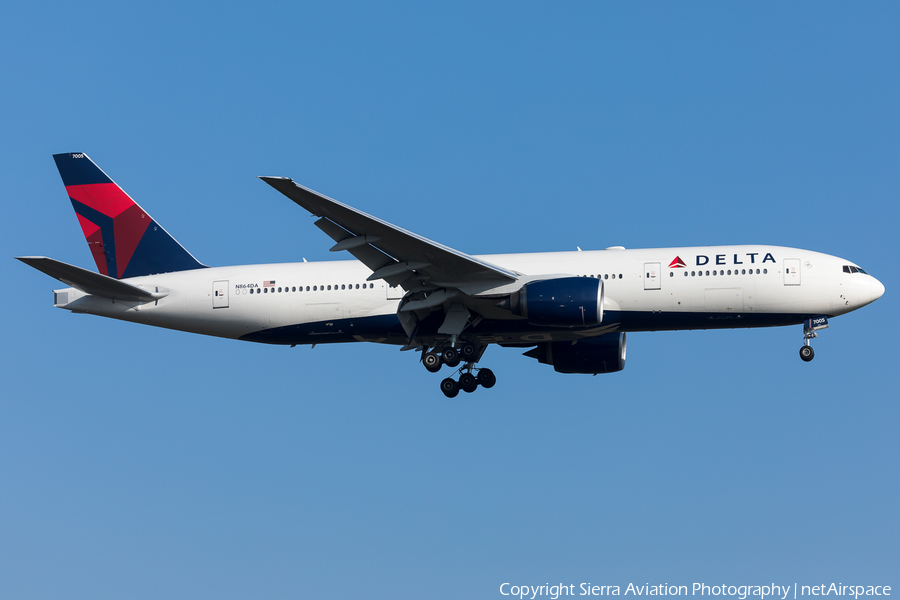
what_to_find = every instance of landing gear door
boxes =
[784,259,801,286]
[213,280,229,308]
[643,263,661,290]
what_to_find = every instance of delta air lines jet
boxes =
[18,153,885,397]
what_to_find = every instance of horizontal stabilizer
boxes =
[16,256,165,301]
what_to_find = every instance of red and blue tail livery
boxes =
[53,153,205,279]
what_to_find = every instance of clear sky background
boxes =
[1,2,897,599]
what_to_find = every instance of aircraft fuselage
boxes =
[51,244,883,347]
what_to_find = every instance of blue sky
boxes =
[1,2,897,599]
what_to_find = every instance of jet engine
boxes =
[507,277,603,327]
[523,332,626,374]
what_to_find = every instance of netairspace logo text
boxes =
[499,583,892,600]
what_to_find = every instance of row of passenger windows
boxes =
[249,283,376,294]
[672,268,767,277]
[243,267,774,295]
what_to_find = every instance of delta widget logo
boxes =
[669,256,686,268]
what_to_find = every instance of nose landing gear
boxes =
[799,316,828,362]
[799,342,815,362]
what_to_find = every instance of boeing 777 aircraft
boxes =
[18,153,885,396]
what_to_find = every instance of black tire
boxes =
[440,378,459,398]
[799,346,815,362]
[442,347,460,367]
[423,351,442,373]
[459,372,477,393]
[460,343,478,360]
[477,368,496,389]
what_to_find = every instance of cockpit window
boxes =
[843,265,851,273]
[850,266,859,273]
[857,267,868,274]
[843,265,868,274]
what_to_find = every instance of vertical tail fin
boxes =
[53,152,206,279]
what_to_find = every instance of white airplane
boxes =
[18,153,885,397]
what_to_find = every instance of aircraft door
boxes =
[644,263,661,290]
[213,280,229,308]
[784,259,801,286]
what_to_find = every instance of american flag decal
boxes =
[264,280,276,287]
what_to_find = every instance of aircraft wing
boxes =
[259,177,519,293]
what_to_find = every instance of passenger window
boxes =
[683,271,688,277]
[763,269,767,274]
[669,272,674,277]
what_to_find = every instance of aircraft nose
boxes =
[872,278,885,302]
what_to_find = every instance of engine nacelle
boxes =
[507,277,603,327]
[524,332,626,374]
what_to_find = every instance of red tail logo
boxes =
[669,256,686,268]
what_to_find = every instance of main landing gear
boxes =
[439,364,497,398]
[421,343,496,397]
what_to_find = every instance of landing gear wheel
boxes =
[477,368,496,389]
[440,378,459,398]
[799,345,815,362]
[460,343,478,360]
[459,372,478,393]
[442,347,460,367]
[423,351,442,373]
